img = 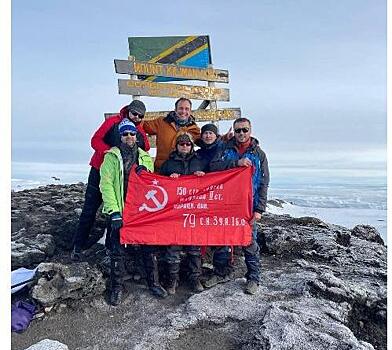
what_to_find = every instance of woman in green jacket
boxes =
[100,119,167,306]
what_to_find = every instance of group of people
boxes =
[72,97,270,306]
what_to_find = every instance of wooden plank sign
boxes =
[104,108,240,122]
[118,79,230,101]
[114,60,229,83]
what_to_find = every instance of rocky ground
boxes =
[11,184,387,350]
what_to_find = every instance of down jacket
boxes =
[210,137,270,213]
[160,151,204,176]
[89,105,150,169]
[142,111,200,171]
[99,146,153,215]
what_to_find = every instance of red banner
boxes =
[120,167,253,246]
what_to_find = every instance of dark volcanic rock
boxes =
[12,234,56,268]
[351,225,385,245]
[31,262,106,306]
[11,184,106,269]
[11,185,387,350]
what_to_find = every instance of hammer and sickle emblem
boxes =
[139,179,168,212]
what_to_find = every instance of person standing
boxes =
[72,100,149,260]
[100,119,167,305]
[196,123,226,172]
[195,124,234,287]
[142,98,200,172]
[210,117,270,295]
[160,132,205,295]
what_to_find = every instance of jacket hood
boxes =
[119,105,129,119]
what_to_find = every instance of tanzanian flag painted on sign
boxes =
[128,36,212,82]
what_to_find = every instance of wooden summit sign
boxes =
[112,35,241,122]
[118,79,230,101]
[114,60,229,83]
[105,108,241,122]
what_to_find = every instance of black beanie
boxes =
[127,100,146,116]
[201,123,218,136]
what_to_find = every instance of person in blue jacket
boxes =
[209,117,270,295]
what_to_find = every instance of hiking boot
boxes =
[203,274,232,289]
[189,279,204,293]
[244,280,259,295]
[149,285,168,299]
[71,246,82,261]
[109,288,123,306]
[166,279,178,295]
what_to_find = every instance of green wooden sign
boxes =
[128,35,212,82]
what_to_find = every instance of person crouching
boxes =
[160,132,205,294]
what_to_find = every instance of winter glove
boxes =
[135,165,147,175]
[110,212,123,231]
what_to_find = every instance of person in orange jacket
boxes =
[142,98,200,172]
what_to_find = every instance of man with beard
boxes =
[100,119,167,305]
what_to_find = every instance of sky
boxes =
[11,0,387,164]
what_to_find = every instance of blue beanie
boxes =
[118,119,137,134]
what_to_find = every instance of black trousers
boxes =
[73,167,102,249]
[107,223,162,291]
[166,245,201,281]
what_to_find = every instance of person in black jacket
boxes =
[160,132,205,294]
[196,123,226,172]
[195,124,235,288]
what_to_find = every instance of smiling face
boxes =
[233,121,251,144]
[175,100,191,121]
[120,131,137,146]
[201,130,217,145]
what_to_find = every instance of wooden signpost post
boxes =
[105,108,241,122]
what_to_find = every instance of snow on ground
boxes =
[267,201,387,243]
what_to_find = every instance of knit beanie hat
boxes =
[201,123,218,136]
[127,100,146,116]
[176,132,194,145]
[119,119,137,134]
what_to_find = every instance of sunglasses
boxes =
[234,127,250,134]
[178,142,192,147]
[121,131,137,137]
[130,110,144,119]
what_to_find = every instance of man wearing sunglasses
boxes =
[100,119,167,305]
[210,117,270,295]
[142,98,200,172]
[71,100,150,261]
